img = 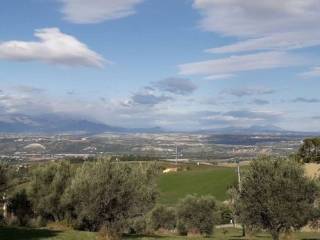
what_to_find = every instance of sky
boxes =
[0,0,320,131]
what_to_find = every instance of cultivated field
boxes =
[158,165,237,205]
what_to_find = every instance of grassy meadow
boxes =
[157,165,237,205]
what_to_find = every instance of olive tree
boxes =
[237,157,319,240]
[0,163,8,193]
[64,159,158,239]
[28,161,74,221]
[8,189,33,226]
[298,137,320,163]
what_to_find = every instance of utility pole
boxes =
[236,159,245,237]
[237,159,241,192]
[175,144,178,165]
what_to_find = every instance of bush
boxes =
[216,204,233,225]
[128,216,147,235]
[149,205,176,231]
[176,195,216,236]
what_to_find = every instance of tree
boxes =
[28,161,74,221]
[176,195,216,236]
[237,157,319,240]
[149,205,176,231]
[64,159,158,239]
[0,163,8,193]
[298,137,320,163]
[8,189,33,226]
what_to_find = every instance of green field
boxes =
[1,227,319,240]
[0,227,95,240]
[157,166,237,205]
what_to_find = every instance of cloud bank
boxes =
[194,0,320,53]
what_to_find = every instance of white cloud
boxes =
[194,0,320,53]
[194,0,320,37]
[206,32,320,54]
[60,0,143,24]
[0,28,105,67]
[179,51,300,76]
[204,74,235,80]
[300,66,320,78]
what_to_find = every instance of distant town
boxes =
[0,132,308,164]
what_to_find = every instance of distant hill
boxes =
[0,114,164,134]
[196,125,314,135]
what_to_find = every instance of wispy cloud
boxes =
[199,110,282,127]
[300,66,320,78]
[130,92,172,106]
[222,87,275,97]
[153,78,197,95]
[251,99,270,105]
[179,51,299,76]
[59,0,144,24]
[194,0,320,53]
[204,74,235,80]
[0,28,105,67]
[292,97,320,103]
[14,86,46,94]
[206,32,320,54]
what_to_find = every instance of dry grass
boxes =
[304,163,320,178]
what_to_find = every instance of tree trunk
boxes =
[241,224,245,237]
[271,230,280,240]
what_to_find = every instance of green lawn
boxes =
[1,227,319,240]
[157,166,237,205]
[0,227,96,240]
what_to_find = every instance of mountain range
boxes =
[0,113,314,135]
[0,114,164,134]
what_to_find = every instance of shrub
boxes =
[149,205,176,231]
[128,216,147,235]
[176,195,216,236]
[216,204,233,225]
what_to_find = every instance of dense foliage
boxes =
[0,163,8,193]
[63,160,158,237]
[298,137,320,163]
[237,157,319,240]
[28,161,74,222]
[8,189,33,226]
[176,195,216,236]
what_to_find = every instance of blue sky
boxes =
[0,0,320,131]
